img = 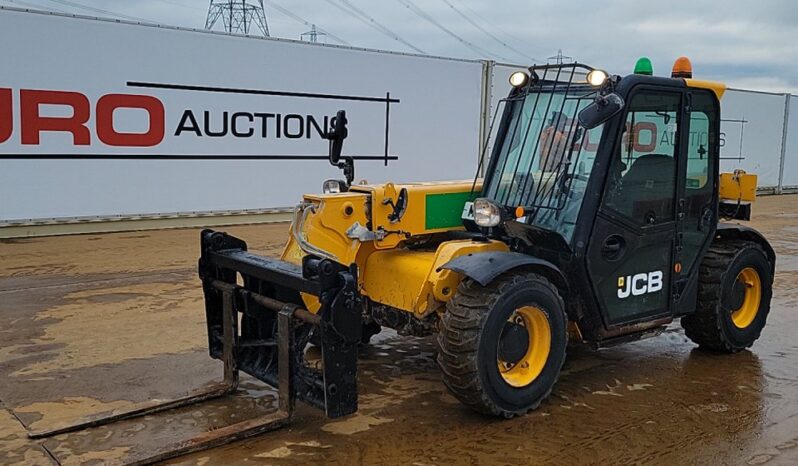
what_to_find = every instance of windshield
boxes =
[482,65,605,243]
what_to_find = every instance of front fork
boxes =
[199,229,362,418]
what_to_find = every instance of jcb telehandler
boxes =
[33,59,775,464]
[197,59,774,420]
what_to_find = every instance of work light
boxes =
[473,198,502,228]
[586,69,608,87]
[509,71,529,88]
[323,179,345,194]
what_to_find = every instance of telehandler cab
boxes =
[197,60,774,419]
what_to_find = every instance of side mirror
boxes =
[325,110,348,164]
[578,93,625,130]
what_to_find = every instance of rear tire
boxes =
[681,240,773,352]
[436,272,567,417]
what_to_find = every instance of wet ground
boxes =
[1,197,798,465]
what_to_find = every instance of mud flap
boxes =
[198,229,362,418]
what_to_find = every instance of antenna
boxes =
[205,0,270,37]
[301,24,327,43]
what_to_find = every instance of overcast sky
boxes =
[3,0,797,93]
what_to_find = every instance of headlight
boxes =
[586,69,608,87]
[509,71,529,88]
[473,198,502,228]
[323,179,345,194]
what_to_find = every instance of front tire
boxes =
[681,240,773,352]
[436,272,567,417]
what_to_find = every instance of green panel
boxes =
[425,191,477,230]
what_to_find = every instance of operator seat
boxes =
[614,153,675,225]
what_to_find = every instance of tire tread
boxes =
[681,239,770,352]
[436,272,566,417]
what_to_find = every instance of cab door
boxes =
[672,90,720,313]
[586,88,684,326]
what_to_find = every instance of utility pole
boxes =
[301,24,326,43]
[205,0,270,37]
[547,49,573,65]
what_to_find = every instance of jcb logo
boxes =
[617,271,663,299]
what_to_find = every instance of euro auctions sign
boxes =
[0,89,164,147]
[0,83,398,162]
[0,7,483,220]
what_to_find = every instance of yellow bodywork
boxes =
[280,179,505,317]
[720,170,758,202]
[684,78,727,100]
[363,239,507,316]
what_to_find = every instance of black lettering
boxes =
[307,115,329,139]
[174,110,202,137]
[231,112,254,137]
[204,111,228,137]
[254,113,275,138]
[283,114,304,139]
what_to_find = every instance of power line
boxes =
[262,0,350,45]
[439,0,539,63]
[43,0,156,23]
[457,0,542,62]
[394,0,510,61]
[152,0,206,11]
[324,0,425,54]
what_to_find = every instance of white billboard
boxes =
[0,8,484,221]
[781,95,798,188]
[719,89,787,188]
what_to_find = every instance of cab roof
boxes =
[684,79,727,99]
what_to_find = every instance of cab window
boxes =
[681,91,718,273]
[604,91,681,226]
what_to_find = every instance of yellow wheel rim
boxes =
[731,267,761,329]
[497,306,551,388]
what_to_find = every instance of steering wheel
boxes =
[556,172,590,199]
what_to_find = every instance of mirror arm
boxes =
[337,156,355,187]
[324,109,353,188]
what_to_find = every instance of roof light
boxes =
[671,56,693,78]
[586,69,608,86]
[634,57,653,76]
[509,71,529,88]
